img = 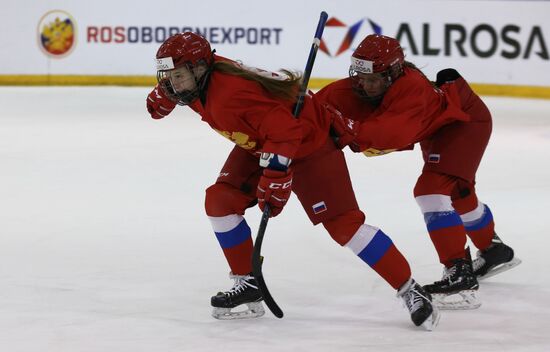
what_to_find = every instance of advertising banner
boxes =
[1,0,549,94]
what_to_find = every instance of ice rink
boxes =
[1,87,549,351]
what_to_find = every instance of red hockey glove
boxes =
[146,84,177,119]
[326,104,361,151]
[257,169,293,217]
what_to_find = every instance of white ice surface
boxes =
[1,87,549,351]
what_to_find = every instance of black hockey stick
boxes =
[252,11,329,319]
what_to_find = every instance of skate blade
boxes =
[421,306,441,331]
[212,302,265,320]
[433,290,481,310]
[478,257,522,281]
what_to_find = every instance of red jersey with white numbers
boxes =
[316,67,470,151]
[188,56,330,160]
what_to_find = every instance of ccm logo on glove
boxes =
[267,180,292,190]
[257,169,293,217]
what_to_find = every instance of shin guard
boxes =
[209,215,253,275]
[416,194,468,266]
[345,224,411,290]
[460,202,495,251]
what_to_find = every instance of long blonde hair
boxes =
[213,61,302,101]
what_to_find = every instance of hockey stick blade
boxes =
[252,206,284,318]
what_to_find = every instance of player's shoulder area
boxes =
[401,66,433,84]
[210,57,265,96]
[320,77,353,91]
[207,68,279,117]
[316,77,353,99]
[391,67,434,95]
[209,68,253,101]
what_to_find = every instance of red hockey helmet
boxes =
[156,32,213,69]
[155,32,214,105]
[351,34,404,75]
[349,34,404,105]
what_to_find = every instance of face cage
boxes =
[157,66,200,106]
[349,67,391,105]
[348,64,403,105]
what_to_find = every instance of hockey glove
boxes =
[146,84,177,119]
[257,169,293,217]
[326,104,361,151]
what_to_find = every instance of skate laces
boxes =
[398,280,429,314]
[440,258,473,284]
[472,252,486,272]
[225,274,258,297]
[440,265,457,282]
[402,285,429,313]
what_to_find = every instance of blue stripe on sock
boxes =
[464,205,494,231]
[424,211,463,232]
[357,230,393,266]
[214,219,251,249]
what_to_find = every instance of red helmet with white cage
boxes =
[155,32,214,105]
[349,34,405,104]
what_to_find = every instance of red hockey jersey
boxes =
[188,56,330,160]
[316,67,470,152]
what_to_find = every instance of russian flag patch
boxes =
[312,201,327,214]
[428,153,440,163]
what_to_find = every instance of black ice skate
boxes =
[473,233,522,280]
[397,278,440,331]
[423,249,481,310]
[211,273,265,320]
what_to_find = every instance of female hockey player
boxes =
[317,34,521,310]
[146,32,439,329]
